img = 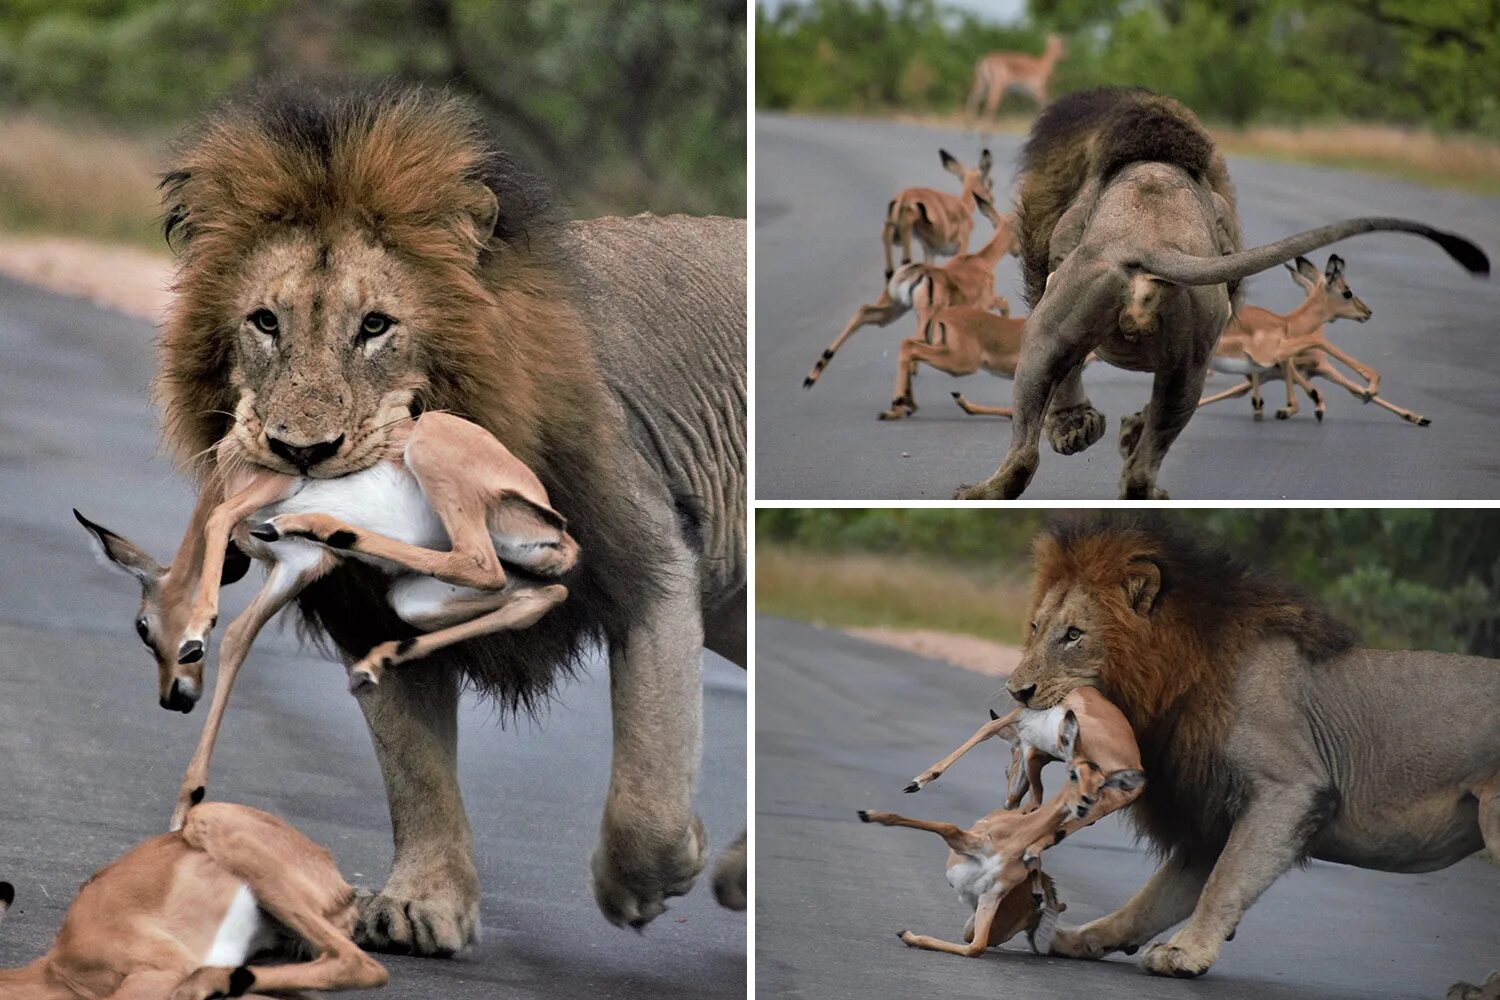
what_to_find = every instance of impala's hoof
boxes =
[249,522,279,541]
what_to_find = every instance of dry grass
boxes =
[1213,123,1500,196]
[756,545,1029,645]
[0,116,167,248]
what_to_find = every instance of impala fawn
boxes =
[882,149,994,279]
[78,410,577,830]
[0,802,387,1000]
[1200,254,1431,426]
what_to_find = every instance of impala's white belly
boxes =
[947,853,1002,911]
[1210,356,1277,378]
[1016,705,1069,759]
[265,463,449,550]
[205,883,269,966]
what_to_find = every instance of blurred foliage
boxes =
[757,509,1500,656]
[0,0,745,217]
[757,0,1500,135]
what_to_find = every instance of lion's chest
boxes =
[266,463,449,552]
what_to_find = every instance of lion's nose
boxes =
[1011,683,1036,705]
[267,433,344,472]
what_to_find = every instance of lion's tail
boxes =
[1133,218,1488,287]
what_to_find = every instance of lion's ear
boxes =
[468,185,500,248]
[1124,559,1161,615]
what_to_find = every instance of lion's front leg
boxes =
[1140,785,1321,978]
[591,555,708,928]
[354,665,480,956]
[1051,849,1210,960]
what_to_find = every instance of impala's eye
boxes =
[359,313,394,339]
[1069,769,1078,782]
[249,309,279,335]
[1064,626,1083,642]
[1342,290,1353,299]
[135,618,151,646]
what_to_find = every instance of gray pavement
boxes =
[0,274,746,997]
[755,615,1500,1000]
[756,113,1500,499]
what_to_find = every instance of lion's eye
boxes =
[135,617,151,646]
[1029,621,1037,633]
[249,309,279,335]
[1064,626,1083,642]
[359,313,394,340]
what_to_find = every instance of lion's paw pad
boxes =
[354,889,476,957]
[1045,404,1106,455]
[592,816,708,929]
[1140,941,1211,978]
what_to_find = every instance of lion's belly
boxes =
[1309,791,1482,873]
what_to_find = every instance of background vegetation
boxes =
[0,0,746,247]
[758,509,1500,656]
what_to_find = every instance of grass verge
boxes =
[756,545,1028,645]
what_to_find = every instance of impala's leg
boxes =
[350,584,568,693]
[1321,342,1381,397]
[900,219,914,268]
[1051,849,1213,960]
[180,475,294,660]
[1311,361,1429,425]
[1119,347,1211,500]
[857,810,980,853]
[1290,366,1325,422]
[804,298,906,388]
[1196,376,1252,408]
[883,217,898,280]
[1274,358,1299,420]
[880,336,981,420]
[956,283,1092,500]
[952,391,1014,417]
[170,552,328,831]
[170,904,385,999]
[906,708,1019,791]
[901,889,1000,957]
[984,74,1005,118]
[1365,394,1432,426]
[1023,750,1046,811]
[260,511,507,592]
[1140,783,1324,978]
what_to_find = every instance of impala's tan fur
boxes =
[0,804,386,1000]
[882,305,1025,420]
[1201,254,1430,425]
[965,35,1065,119]
[805,203,1019,411]
[882,150,994,278]
[151,87,747,949]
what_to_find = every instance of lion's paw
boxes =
[1045,403,1106,455]
[1048,923,1112,960]
[711,831,748,911]
[354,888,477,957]
[592,814,708,929]
[1140,939,1214,978]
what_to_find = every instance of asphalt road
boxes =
[756,114,1500,499]
[0,274,746,997]
[755,616,1500,1000]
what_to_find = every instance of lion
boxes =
[153,86,746,953]
[956,87,1489,500]
[1002,512,1500,996]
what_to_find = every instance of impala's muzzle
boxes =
[161,676,199,714]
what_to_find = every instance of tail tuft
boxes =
[1433,231,1490,276]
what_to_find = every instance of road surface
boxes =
[0,275,746,997]
[755,616,1499,999]
[756,114,1500,499]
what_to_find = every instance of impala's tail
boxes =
[1134,218,1488,287]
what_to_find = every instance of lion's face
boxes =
[225,227,431,478]
[1008,552,1162,710]
[1008,584,1113,708]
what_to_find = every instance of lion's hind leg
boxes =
[1446,781,1500,999]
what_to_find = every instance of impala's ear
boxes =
[940,149,963,176]
[1325,254,1345,281]
[75,509,164,587]
[1058,710,1080,761]
[221,539,251,586]
[1103,769,1146,793]
[1289,256,1321,290]
[1123,558,1162,615]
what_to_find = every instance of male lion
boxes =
[154,87,746,952]
[957,87,1489,500]
[1004,513,1500,996]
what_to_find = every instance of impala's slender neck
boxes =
[1282,287,1334,342]
[158,470,223,606]
[975,219,1013,267]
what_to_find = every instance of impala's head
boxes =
[158,88,558,478]
[1060,757,1145,822]
[940,148,994,207]
[1286,254,1370,324]
[1045,34,1066,58]
[74,510,248,712]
